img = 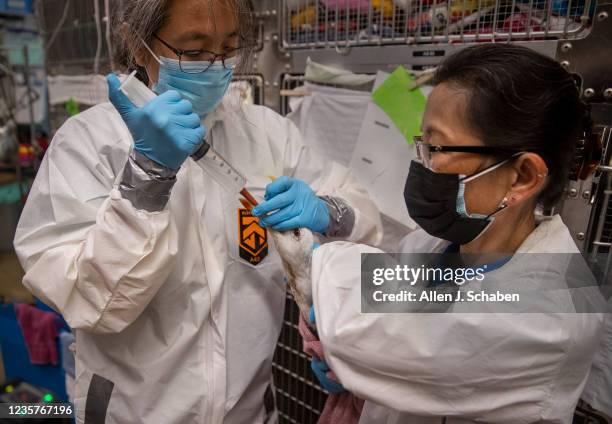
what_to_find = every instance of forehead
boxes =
[164,0,238,34]
[422,82,481,146]
[424,83,468,129]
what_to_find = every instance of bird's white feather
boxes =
[270,228,314,322]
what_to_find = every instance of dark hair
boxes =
[112,0,255,85]
[432,44,589,208]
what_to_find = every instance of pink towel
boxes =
[14,303,60,365]
[298,313,364,424]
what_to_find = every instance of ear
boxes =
[506,153,549,208]
[134,48,147,68]
[119,23,147,67]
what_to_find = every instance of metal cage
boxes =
[37,0,266,76]
[574,401,612,424]
[280,0,594,49]
[584,126,612,280]
[273,293,328,424]
[37,0,112,75]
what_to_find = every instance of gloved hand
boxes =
[311,359,346,394]
[309,304,316,323]
[252,177,330,233]
[107,74,205,170]
[308,305,347,394]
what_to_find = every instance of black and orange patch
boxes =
[238,208,268,265]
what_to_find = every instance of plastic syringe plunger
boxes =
[119,71,156,108]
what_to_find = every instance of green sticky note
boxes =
[65,98,80,117]
[372,66,426,144]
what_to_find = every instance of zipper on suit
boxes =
[185,160,220,423]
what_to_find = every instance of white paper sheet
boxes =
[288,82,371,167]
[349,71,432,229]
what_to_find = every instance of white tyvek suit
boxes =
[312,215,605,423]
[14,100,382,424]
[581,296,612,417]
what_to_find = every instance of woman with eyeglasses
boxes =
[13,1,382,423]
[304,44,607,423]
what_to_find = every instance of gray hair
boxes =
[113,0,255,84]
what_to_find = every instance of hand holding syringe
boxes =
[117,71,257,204]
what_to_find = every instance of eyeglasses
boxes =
[414,136,521,170]
[154,35,242,74]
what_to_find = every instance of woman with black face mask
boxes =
[296,44,610,423]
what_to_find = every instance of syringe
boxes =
[119,71,249,196]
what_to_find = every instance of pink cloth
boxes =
[298,313,364,424]
[14,303,60,365]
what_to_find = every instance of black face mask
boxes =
[404,160,508,245]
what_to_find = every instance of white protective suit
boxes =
[312,215,605,423]
[581,296,612,417]
[14,99,382,424]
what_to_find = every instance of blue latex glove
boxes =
[308,305,347,394]
[251,177,330,233]
[311,359,346,394]
[107,74,205,170]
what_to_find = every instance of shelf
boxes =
[0,172,17,185]
[0,163,33,170]
[0,11,26,20]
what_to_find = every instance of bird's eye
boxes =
[293,229,301,238]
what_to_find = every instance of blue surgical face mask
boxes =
[456,158,512,219]
[142,39,235,117]
[457,181,489,219]
[154,56,235,117]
